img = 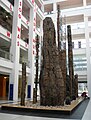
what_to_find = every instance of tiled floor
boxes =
[81,98,91,120]
[0,113,79,120]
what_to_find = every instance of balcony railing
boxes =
[0,49,10,60]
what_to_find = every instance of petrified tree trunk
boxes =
[39,17,65,106]
[33,35,39,104]
[33,88,37,104]
[59,50,66,100]
[21,62,26,106]
[57,5,66,100]
[67,25,74,99]
[66,74,70,97]
[74,74,78,98]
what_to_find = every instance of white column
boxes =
[83,0,86,6]
[41,2,44,12]
[84,14,91,97]
[9,0,22,101]
[40,20,43,48]
[38,20,43,71]
[28,7,34,100]
[53,2,57,45]
[38,20,43,96]
[28,3,37,100]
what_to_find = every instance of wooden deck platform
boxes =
[1,97,84,115]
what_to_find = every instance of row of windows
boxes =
[61,41,82,49]
[75,67,87,71]
[72,41,81,48]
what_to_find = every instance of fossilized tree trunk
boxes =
[21,62,26,106]
[74,74,78,98]
[33,35,39,104]
[67,25,75,99]
[59,50,66,100]
[57,5,66,100]
[39,17,65,106]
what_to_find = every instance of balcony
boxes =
[35,0,44,19]
[0,0,13,13]
[0,48,10,60]
[0,6,13,33]
[37,6,44,20]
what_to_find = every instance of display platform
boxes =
[1,97,84,115]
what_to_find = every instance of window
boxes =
[8,0,14,6]
[78,41,81,48]
[72,42,74,48]
[63,42,66,49]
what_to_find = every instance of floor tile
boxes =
[0,113,21,120]
[8,115,80,120]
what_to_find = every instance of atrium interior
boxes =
[0,0,91,120]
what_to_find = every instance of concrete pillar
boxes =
[41,2,44,12]
[39,20,43,65]
[9,0,22,101]
[40,20,43,42]
[27,3,37,100]
[83,0,86,6]
[84,14,91,97]
[37,20,43,97]
[53,2,57,45]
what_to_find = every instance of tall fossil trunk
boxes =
[74,74,78,98]
[67,25,74,99]
[57,5,66,100]
[33,35,39,104]
[21,62,26,106]
[39,17,65,106]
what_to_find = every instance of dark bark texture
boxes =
[33,35,39,103]
[59,50,66,100]
[39,17,65,106]
[21,62,26,106]
[74,74,78,98]
[67,25,75,99]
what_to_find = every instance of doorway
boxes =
[0,74,9,100]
